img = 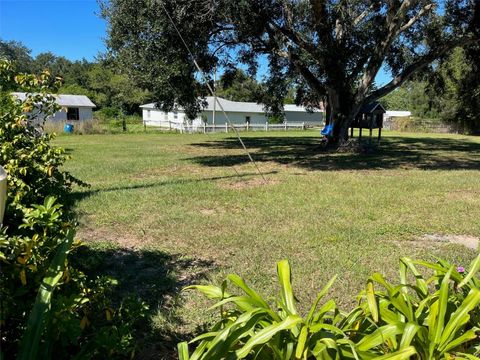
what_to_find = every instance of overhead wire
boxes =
[159,1,267,183]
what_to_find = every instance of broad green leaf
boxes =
[453,352,480,360]
[189,332,218,343]
[372,346,417,360]
[400,257,428,298]
[312,299,337,324]
[184,285,227,299]
[207,296,257,312]
[19,229,75,360]
[458,253,480,288]
[399,323,419,349]
[178,342,190,360]
[295,326,308,359]
[309,323,345,336]
[306,275,337,324]
[434,266,454,345]
[441,327,479,353]
[235,315,302,358]
[439,288,480,350]
[277,260,298,315]
[201,309,266,359]
[227,274,271,310]
[366,280,379,323]
[412,260,463,283]
[356,324,404,351]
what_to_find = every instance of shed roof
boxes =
[359,102,386,113]
[140,96,321,114]
[12,92,96,108]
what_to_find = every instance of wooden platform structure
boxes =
[350,102,386,142]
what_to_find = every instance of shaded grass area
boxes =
[70,242,215,358]
[56,130,480,358]
[188,134,480,170]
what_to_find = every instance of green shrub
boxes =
[179,254,480,359]
[0,60,148,359]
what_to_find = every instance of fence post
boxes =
[203,122,206,134]
[0,166,6,227]
[246,122,250,131]
[225,123,228,133]
[169,121,172,131]
[284,121,287,131]
[265,121,269,131]
[302,122,305,130]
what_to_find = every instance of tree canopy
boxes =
[101,0,479,145]
[0,38,151,115]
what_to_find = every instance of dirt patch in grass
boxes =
[218,177,280,190]
[199,208,216,215]
[446,190,480,202]
[402,234,479,250]
[78,225,153,249]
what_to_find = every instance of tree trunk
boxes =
[324,89,357,148]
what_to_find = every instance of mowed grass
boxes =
[56,130,480,357]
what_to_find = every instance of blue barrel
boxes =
[64,123,74,133]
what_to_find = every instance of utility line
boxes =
[159,1,267,183]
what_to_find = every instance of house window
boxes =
[67,107,79,121]
[245,116,251,124]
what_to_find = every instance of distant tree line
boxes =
[0,39,151,115]
[2,38,478,133]
[380,47,480,134]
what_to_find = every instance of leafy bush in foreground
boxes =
[0,60,147,359]
[179,254,480,359]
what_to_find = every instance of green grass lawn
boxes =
[55,130,480,358]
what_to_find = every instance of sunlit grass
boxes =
[56,130,480,357]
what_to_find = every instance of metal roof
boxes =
[359,101,386,113]
[140,97,320,114]
[12,92,96,108]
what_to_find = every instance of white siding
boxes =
[143,109,324,128]
[50,107,93,122]
[201,111,267,125]
[143,109,187,126]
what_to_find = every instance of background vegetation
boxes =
[3,38,479,134]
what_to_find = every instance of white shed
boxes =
[140,96,323,130]
[12,92,96,123]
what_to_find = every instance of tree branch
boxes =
[353,1,381,25]
[399,3,435,33]
[269,22,320,59]
[364,36,478,104]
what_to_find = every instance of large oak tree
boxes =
[101,0,479,146]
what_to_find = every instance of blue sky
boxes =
[0,0,391,84]
[0,0,106,60]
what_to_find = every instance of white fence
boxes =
[144,120,311,133]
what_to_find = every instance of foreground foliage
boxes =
[0,60,147,358]
[179,254,480,359]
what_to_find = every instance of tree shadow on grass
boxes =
[66,171,278,207]
[187,135,480,171]
[71,245,216,359]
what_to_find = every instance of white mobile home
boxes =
[140,96,323,131]
[13,92,96,123]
